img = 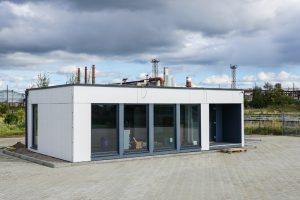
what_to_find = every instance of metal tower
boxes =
[230,64,237,89]
[151,58,160,77]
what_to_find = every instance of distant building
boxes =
[244,88,300,101]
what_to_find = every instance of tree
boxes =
[66,72,79,84]
[250,86,267,108]
[272,83,284,105]
[263,82,274,104]
[248,82,298,108]
[34,73,50,88]
[263,82,273,91]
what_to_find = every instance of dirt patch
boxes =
[7,142,68,164]
[12,142,25,149]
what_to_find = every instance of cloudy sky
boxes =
[1,0,300,92]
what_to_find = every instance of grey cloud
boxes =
[0,2,179,56]
[11,0,163,11]
[1,0,300,70]
[274,22,300,64]
[66,0,163,11]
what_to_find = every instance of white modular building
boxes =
[25,84,244,162]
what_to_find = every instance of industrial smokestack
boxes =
[186,76,192,88]
[84,66,88,84]
[92,65,96,84]
[77,68,81,84]
[163,67,168,87]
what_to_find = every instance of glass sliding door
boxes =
[32,104,38,149]
[91,104,118,156]
[154,104,176,150]
[124,104,148,153]
[180,105,200,148]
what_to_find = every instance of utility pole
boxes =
[6,85,8,104]
[12,90,14,107]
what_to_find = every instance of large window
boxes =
[154,105,176,150]
[32,104,38,149]
[124,104,148,153]
[180,105,200,148]
[91,104,118,155]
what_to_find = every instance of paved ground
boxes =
[0,137,24,148]
[0,136,299,200]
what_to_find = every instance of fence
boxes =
[245,114,300,136]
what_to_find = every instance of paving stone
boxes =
[0,135,299,200]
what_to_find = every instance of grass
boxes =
[245,127,282,135]
[244,119,283,135]
[0,116,25,137]
[245,105,300,115]
[244,109,300,135]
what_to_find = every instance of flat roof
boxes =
[26,83,244,92]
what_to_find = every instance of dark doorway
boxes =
[209,105,216,142]
[209,104,242,146]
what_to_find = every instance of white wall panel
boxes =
[201,104,210,150]
[137,88,189,103]
[206,90,243,104]
[74,86,241,104]
[37,103,73,161]
[28,87,72,104]
[74,87,138,103]
[73,103,91,162]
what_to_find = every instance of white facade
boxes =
[26,85,244,162]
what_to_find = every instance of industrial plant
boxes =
[25,60,244,162]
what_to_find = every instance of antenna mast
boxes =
[230,64,237,89]
[151,58,160,78]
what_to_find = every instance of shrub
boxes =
[4,112,19,125]
[17,108,25,127]
[0,103,8,115]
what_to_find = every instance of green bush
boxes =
[17,109,25,127]
[247,83,299,109]
[0,103,8,115]
[4,112,19,125]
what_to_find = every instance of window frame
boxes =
[123,104,149,154]
[153,104,177,151]
[91,103,119,157]
[180,104,201,150]
[31,104,38,150]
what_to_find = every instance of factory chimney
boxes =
[92,65,96,84]
[84,66,88,84]
[186,76,192,88]
[77,68,81,84]
[163,67,169,86]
